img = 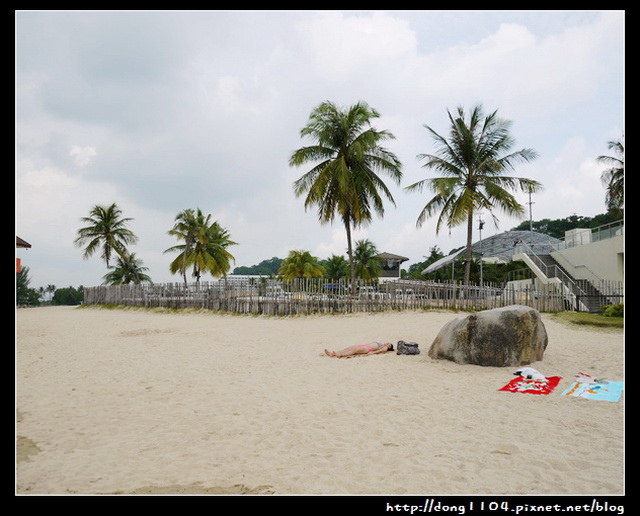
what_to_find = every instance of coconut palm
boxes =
[192,221,237,281]
[597,138,624,217]
[74,203,137,268]
[46,284,56,302]
[290,100,402,295]
[165,209,236,284]
[102,253,152,285]
[278,250,325,280]
[406,105,540,284]
[323,254,349,281]
[165,208,200,284]
[353,239,382,281]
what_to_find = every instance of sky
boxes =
[15,10,625,290]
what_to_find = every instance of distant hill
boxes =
[232,257,282,276]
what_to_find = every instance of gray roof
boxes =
[423,230,561,273]
[375,252,409,262]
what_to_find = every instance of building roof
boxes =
[375,252,409,262]
[423,230,561,273]
[16,236,31,248]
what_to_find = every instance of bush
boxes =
[601,303,624,318]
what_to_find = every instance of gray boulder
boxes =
[428,305,548,367]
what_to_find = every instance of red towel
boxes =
[498,376,562,395]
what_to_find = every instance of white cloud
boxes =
[296,11,417,81]
[69,145,97,167]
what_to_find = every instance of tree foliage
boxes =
[51,286,84,305]
[406,105,539,284]
[510,212,620,239]
[278,250,325,279]
[165,208,237,284]
[353,239,382,281]
[102,253,152,285]
[597,138,624,217]
[321,254,350,280]
[233,257,283,276]
[290,100,402,294]
[74,203,137,267]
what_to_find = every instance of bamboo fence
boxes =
[82,277,598,315]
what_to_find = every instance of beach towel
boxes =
[498,376,562,395]
[561,378,624,402]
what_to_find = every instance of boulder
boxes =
[428,305,548,367]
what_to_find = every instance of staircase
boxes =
[536,255,606,313]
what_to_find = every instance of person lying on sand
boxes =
[324,341,394,358]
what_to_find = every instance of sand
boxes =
[15,306,624,496]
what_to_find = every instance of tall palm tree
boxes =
[597,138,624,217]
[290,100,402,295]
[74,203,137,268]
[406,105,540,284]
[353,239,382,281]
[278,250,325,280]
[166,208,200,284]
[102,253,152,285]
[165,209,237,284]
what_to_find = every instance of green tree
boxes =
[278,250,325,280]
[165,208,201,284]
[233,257,283,276]
[16,267,40,306]
[102,253,152,285]
[323,254,349,280]
[290,100,402,295]
[406,105,540,284]
[74,203,137,269]
[165,208,237,284]
[407,245,444,279]
[510,213,621,239]
[353,239,382,281]
[199,221,237,280]
[52,286,84,305]
[597,138,624,217]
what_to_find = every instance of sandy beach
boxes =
[16,306,624,496]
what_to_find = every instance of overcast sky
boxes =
[16,10,624,289]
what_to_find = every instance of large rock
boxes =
[428,305,548,367]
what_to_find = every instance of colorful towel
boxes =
[498,376,562,395]
[562,380,624,402]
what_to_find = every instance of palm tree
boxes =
[290,100,402,295]
[74,203,137,268]
[278,250,325,280]
[166,208,200,284]
[192,221,237,281]
[406,105,540,284]
[165,209,237,284]
[323,254,349,281]
[597,138,624,217]
[46,284,56,302]
[353,239,382,281]
[102,253,152,285]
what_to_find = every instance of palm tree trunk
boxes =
[344,218,356,297]
[464,210,474,285]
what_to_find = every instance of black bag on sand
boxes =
[397,340,420,355]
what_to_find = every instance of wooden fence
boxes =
[83,277,578,315]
